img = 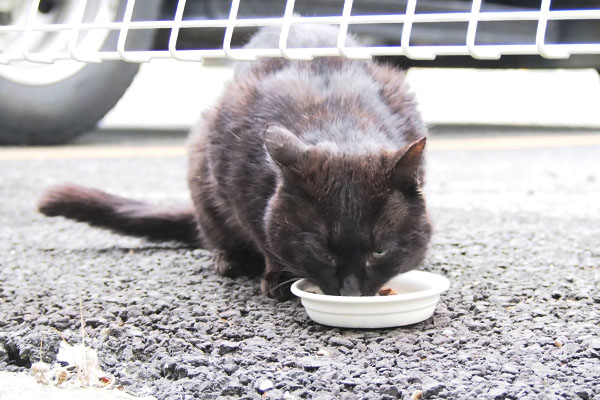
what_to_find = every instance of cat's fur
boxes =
[38,25,432,300]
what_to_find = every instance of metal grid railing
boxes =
[1,0,600,64]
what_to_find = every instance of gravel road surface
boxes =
[1,130,599,399]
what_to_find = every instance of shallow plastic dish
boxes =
[291,270,450,328]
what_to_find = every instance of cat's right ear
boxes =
[262,125,309,168]
[390,137,426,191]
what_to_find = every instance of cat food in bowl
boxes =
[291,270,450,328]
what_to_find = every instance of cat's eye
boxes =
[322,252,336,265]
[307,244,335,265]
[371,249,388,259]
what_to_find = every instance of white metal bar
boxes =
[168,0,202,61]
[117,0,151,62]
[117,0,133,61]
[466,0,501,60]
[401,0,436,59]
[2,10,600,34]
[22,0,55,63]
[337,0,351,58]
[68,0,102,63]
[337,0,370,60]
[280,0,320,60]
[11,41,600,65]
[223,0,256,60]
[537,0,570,59]
[3,3,600,64]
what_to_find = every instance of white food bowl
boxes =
[291,270,450,328]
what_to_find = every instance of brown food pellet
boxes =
[378,287,399,296]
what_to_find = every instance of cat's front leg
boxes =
[261,259,297,301]
[214,249,265,278]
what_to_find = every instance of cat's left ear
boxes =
[262,125,309,168]
[390,137,426,191]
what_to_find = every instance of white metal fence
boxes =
[1,0,600,64]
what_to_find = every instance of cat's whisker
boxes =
[269,277,301,293]
[268,252,307,276]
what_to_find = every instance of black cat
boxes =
[38,25,432,300]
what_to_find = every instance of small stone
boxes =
[410,390,423,400]
[530,308,545,317]
[222,362,238,375]
[316,349,329,357]
[581,337,600,351]
[303,364,320,372]
[219,310,238,319]
[422,380,445,397]
[265,389,285,399]
[85,317,107,328]
[103,356,117,367]
[255,378,274,394]
[128,328,143,337]
[121,347,134,361]
[561,343,580,354]
[576,390,590,400]
[469,365,487,377]
[488,388,509,399]
[500,364,519,375]
[328,337,354,349]
[221,384,244,397]
[381,385,401,397]
[109,325,124,338]
[218,341,240,355]
[299,357,322,372]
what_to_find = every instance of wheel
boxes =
[0,0,160,145]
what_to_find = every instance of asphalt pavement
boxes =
[1,128,599,399]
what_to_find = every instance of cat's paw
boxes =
[214,252,243,278]
[261,271,295,301]
[215,251,265,278]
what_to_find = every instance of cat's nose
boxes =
[339,276,361,296]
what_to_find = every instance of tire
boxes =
[0,0,160,145]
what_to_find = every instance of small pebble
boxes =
[256,379,274,394]
[488,388,509,399]
[423,380,445,397]
[316,349,329,357]
[328,337,354,349]
[218,341,240,355]
[500,364,519,375]
[576,390,590,400]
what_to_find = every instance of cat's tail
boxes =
[37,184,201,246]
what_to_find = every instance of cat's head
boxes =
[263,126,432,296]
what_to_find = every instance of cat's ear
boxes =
[262,125,309,167]
[390,137,426,191]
